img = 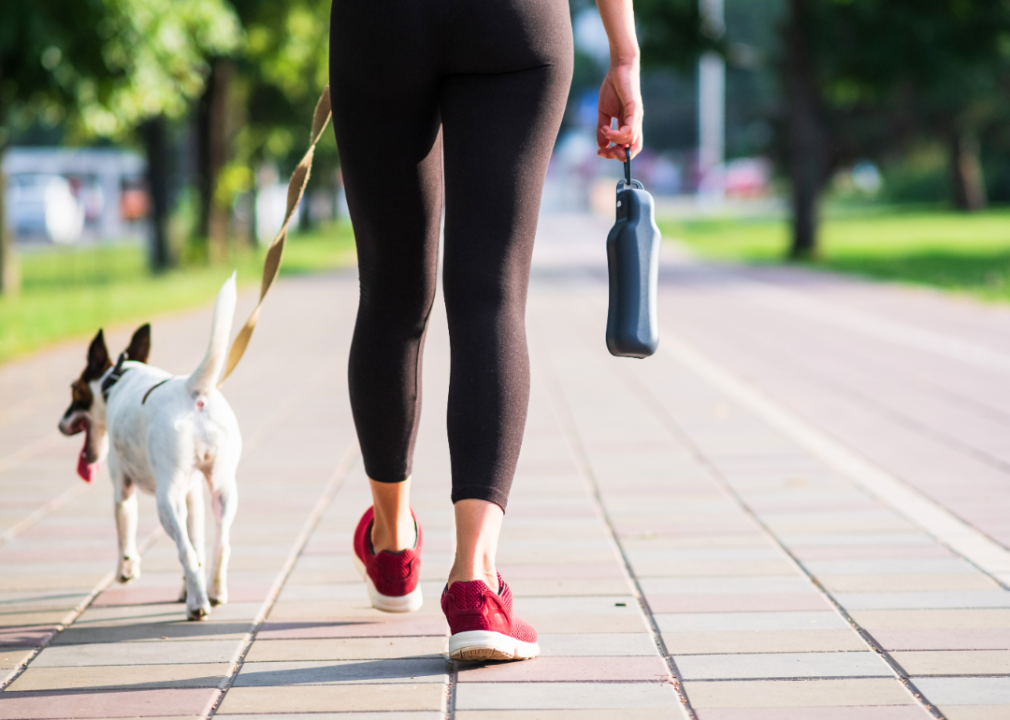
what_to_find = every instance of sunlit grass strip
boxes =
[0,222,356,365]
[659,208,1010,303]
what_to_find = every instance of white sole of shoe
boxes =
[352,552,423,613]
[448,630,540,661]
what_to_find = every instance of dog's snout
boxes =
[59,411,87,436]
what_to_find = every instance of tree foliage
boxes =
[0,0,240,142]
[779,0,1010,255]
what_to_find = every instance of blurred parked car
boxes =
[5,174,85,243]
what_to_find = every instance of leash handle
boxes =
[218,87,333,386]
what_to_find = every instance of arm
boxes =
[595,0,643,161]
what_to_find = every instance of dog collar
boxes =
[101,353,130,402]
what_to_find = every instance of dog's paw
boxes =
[209,583,228,607]
[186,605,211,621]
[117,557,141,584]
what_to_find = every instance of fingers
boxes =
[597,123,643,161]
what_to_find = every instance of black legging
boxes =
[329,0,573,510]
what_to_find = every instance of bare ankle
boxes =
[447,564,497,591]
[368,477,414,553]
[371,514,416,553]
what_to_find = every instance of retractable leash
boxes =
[605,145,661,358]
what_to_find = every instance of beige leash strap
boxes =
[218,87,333,386]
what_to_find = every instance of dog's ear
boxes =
[126,324,151,363]
[86,330,111,380]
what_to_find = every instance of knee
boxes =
[358,268,436,333]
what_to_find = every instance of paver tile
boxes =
[6,662,231,691]
[456,655,668,682]
[243,637,447,661]
[0,626,56,648]
[519,614,648,633]
[50,621,251,644]
[663,629,865,654]
[939,706,1010,720]
[0,688,217,719]
[537,633,656,656]
[256,617,448,639]
[913,677,1010,704]
[498,597,639,615]
[833,592,1010,610]
[218,715,440,720]
[683,678,912,707]
[0,610,72,628]
[675,651,892,680]
[234,659,449,685]
[864,629,1010,651]
[504,579,632,596]
[71,603,261,626]
[694,708,930,719]
[639,577,812,594]
[655,611,848,632]
[217,684,445,713]
[891,650,1010,675]
[819,575,997,592]
[217,715,441,720]
[455,712,675,720]
[454,682,679,710]
[0,646,35,668]
[802,560,978,575]
[850,609,1010,629]
[30,639,239,667]
[267,600,445,620]
[791,545,958,560]
[777,535,934,547]
[648,593,831,613]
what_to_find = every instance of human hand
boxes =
[597,61,643,162]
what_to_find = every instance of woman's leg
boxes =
[330,0,444,551]
[439,58,572,582]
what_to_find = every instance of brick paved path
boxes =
[1,214,1008,719]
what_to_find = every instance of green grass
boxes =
[659,209,1010,302]
[0,222,356,364]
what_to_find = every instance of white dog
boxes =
[59,275,242,620]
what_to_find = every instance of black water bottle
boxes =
[606,148,661,358]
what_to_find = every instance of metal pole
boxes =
[698,0,726,205]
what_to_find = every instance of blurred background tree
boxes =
[193,0,335,261]
[779,0,1010,258]
[0,0,240,290]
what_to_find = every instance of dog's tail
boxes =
[187,273,237,397]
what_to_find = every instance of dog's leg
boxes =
[208,475,238,607]
[156,476,211,621]
[179,479,206,604]
[113,469,141,583]
[186,480,206,572]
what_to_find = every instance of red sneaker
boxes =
[441,574,539,661]
[352,506,423,613]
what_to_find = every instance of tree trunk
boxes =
[784,0,828,260]
[0,160,19,296]
[950,130,986,212]
[196,59,234,262]
[141,116,172,272]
